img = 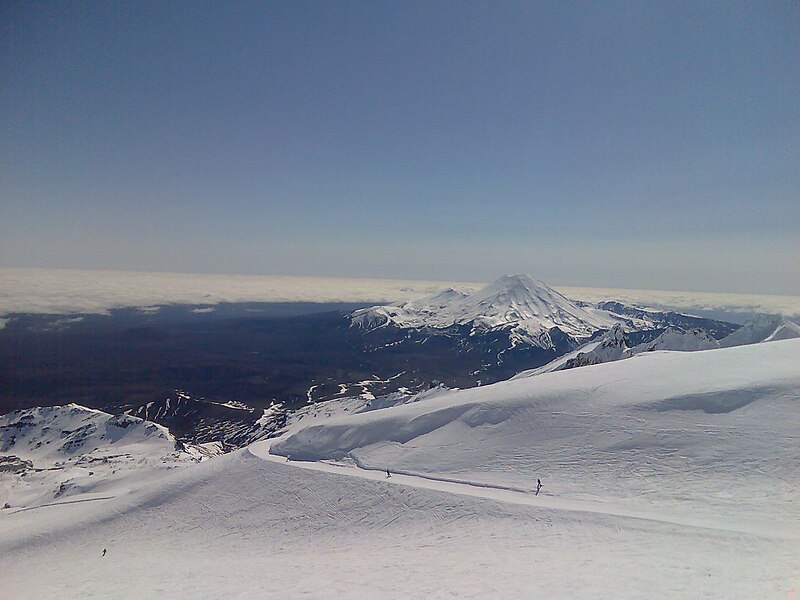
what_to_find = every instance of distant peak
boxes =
[492,274,547,287]
[479,274,556,297]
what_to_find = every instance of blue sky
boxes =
[1,1,798,294]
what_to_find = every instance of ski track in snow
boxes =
[248,443,795,540]
[2,449,797,600]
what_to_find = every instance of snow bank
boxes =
[273,340,800,462]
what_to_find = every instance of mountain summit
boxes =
[452,274,616,337]
[352,274,619,348]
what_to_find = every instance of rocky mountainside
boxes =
[126,390,282,447]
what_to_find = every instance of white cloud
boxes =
[1,267,798,318]
[560,286,800,319]
[0,267,482,316]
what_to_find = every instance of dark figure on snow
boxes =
[386,469,391,478]
[535,479,542,496]
[102,548,107,557]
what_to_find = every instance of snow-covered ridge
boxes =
[630,326,719,353]
[272,339,800,465]
[720,314,800,347]
[0,404,196,509]
[513,324,630,377]
[513,325,721,379]
[1,404,179,462]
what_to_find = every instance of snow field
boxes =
[1,450,796,599]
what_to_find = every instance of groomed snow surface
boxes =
[2,340,799,598]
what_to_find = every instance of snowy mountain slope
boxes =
[628,326,719,353]
[503,326,715,378]
[351,275,738,362]
[512,324,631,378]
[1,404,179,462]
[720,314,800,347]
[126,390,275,447]
[0,404,195,508]
[589,300,739,339]
[272,340,800,523]
[764,319,800,342]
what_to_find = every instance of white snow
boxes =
[1,404,178,463]
[211,400,254,411]
[513,324,631,377]
[2,341,799,598]
[271,340,800,525]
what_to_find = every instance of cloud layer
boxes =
[2,268,798,319]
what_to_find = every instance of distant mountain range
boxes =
[352,274,738,362]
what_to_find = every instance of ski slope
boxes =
[1,446,797,599]
[1,341,799,598]
[271,340,799,524]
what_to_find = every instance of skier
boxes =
[535,479,542,496]
[102,549,107,557]
[386,469,391,478]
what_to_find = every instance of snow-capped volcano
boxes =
[352,274,619,348]
[450,274,618,337]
